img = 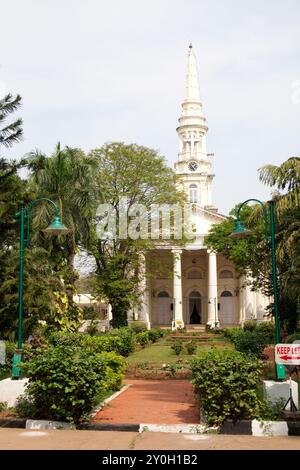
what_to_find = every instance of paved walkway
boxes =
[1,429,300,450]
[92,379,199,424]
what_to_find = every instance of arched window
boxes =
[189,184,198,203]
[157,291,170,298]
[221,290,233,297]
[219,269,234,279]
[187,270,202,279]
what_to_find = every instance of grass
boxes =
[126,335,233,366]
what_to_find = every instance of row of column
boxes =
[171,248,219,329]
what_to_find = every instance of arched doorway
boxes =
[220,290,234,325]
[156,291,172,325]
[189,291,201,324]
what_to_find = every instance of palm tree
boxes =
[259,157,300,331]
[26,143,100,302]
[0,94,23,148]
[259,157,300,210]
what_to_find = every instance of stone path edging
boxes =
[90,384,132,418]
[0,418,293,435]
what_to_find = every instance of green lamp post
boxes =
[229,198,286,381]
[12,198,69,379]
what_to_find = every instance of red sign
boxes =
[275,344,300,365]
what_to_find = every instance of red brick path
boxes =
[92,379,199,424]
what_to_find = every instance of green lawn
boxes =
[126,336,233,366]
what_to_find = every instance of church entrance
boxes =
[189,291,201,324]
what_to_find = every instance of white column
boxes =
[207,249,219,327]
[239,276,246,326]
[107,303,113,328]
[171,249,184,330]
[137,253,151,329]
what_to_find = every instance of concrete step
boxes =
[185,325,206,331]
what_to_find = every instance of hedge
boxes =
[191,349,264,425]
[19,345,125,424]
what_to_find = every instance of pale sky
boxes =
[1,0,299,214]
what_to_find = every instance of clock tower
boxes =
[175,44,214,208]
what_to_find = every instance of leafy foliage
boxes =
[48,328,135,357]
[286,331,300,343]
[191,350,264,425]
[148,328,164,343]
[20,345,125,424]
[0,93,23,148]
[88,142,186,327]
[233,330,269,358]
[129,321,148,333]
[206,156,300,333]
[185,341,197,355]
[135,331,150,347]
[171,340,183,355]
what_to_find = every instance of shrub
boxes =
[135,331,150,347]
[233,330,268,357]
[171,340,183,355]
[20,345,125,424]
[243,320,257,332]
[286,332,300,343]
[148,329,163,343]
[256,322,275,343]
[191,349,264,425]
[47,328,135,357]
[95,351,126,397]
[0,402,8,412]
[186,341,197,355]
[47,331,84,347]
[129,321,148,333]
[222,327,242,342]
[15,395,39,419]
[257,398,285,421]
[106,328,135,356]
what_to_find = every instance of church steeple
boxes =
[175,44,214,208]
[176,44,208,161]
[185,43,201,102]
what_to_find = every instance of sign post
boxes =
[275,344,300,366]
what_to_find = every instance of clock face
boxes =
[188,161,198,172]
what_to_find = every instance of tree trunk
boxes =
[110,301,129,328]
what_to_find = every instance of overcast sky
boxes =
[1,0,299,213]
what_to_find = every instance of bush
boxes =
[0,341,43,380]
[256,322,275,343]
[222,327,243,342]
[135,331,150,347]
[20,345,125,424]
[15,395,39,419]
[233,330,268,357]
[191,349,264,425]
[171,341,183,355]
[47,328,135,357]
[106,328,135,356]
[286,332,300,343]
[243,320,257,332]
[129,321,148,333]
[186,341,197,355]
[148,329,164,343]
[95,351,126,398]
[257,398,285,421]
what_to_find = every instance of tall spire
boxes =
[175,44,214,207]
[184,44,201,102]
[176,44,208,162]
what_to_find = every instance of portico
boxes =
[147,248,240,328]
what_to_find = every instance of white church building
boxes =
[134,44,269,330]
